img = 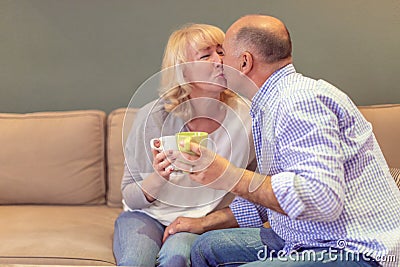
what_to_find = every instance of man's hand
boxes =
[173,142,286,215]
[162,207,239,242]
[162,216,205,243]
[172,142,245,191]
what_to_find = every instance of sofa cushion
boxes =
[0,205,120,265]
[359,104,400,169]
[0,110,106,204]
[106,108,137,207]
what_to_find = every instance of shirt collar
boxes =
[250,64,296,117]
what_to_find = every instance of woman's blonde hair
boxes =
[159,23,236,114]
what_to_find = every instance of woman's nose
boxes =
[211,52,223,63]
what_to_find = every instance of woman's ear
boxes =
[239,52,253,74]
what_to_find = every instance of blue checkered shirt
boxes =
[229,64,400,265]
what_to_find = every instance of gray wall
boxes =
[1,0,400,114]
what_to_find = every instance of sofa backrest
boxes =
[0,110,107,205]
[359,104,400,169]
[106,108,137,207]
[0,104,397,207]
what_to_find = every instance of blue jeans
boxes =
[113,211,198,266]
[190,227,380,267]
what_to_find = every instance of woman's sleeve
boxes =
[121,162,152,209]
[120,106,160,210]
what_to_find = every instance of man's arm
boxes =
[176,147,286,215]
[162,207,238,242]
[180,93,346,222]
[230,169,286,215]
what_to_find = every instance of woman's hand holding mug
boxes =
[150,136,178,180]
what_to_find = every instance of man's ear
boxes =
[240,52,253,74]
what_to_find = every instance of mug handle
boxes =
[150,138,162,151]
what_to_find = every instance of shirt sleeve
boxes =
[121,163,152,209]
[121,103,164,210]
[272,95,346,222]
[229,196,268,228]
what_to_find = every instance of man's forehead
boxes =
[221,43,228,52]
[222,33,233,48]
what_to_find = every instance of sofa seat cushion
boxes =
[0,110,106,205]
[0,205,121,265]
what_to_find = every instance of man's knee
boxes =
[192,230,219,257]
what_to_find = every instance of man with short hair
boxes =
[182,15,400,266]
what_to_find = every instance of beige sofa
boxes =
[0,108,130,265]
[0,105,399,265]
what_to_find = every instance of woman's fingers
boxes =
[152,150,175,178]
[153,142,215,174]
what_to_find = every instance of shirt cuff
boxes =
[271,171,305,220]
[229,197,264,228]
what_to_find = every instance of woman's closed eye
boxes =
[199,54,210,60]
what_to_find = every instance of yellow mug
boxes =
[175,132,208,155]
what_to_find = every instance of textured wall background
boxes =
[1,0,399,113]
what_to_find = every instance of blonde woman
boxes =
[113,23,255,266]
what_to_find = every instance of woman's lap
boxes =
[113,211,199,267]
[157,231,199,267]
[113,211,164,266]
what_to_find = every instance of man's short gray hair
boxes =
[235,26,292,63]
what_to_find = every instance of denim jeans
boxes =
[113,211,198,266]
[191,227,380,267]
[191,228,267,266]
